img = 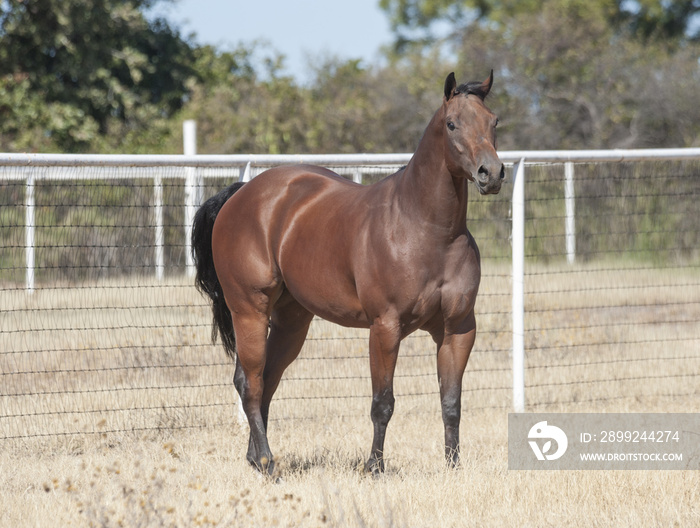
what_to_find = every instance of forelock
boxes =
[454,81,488,100]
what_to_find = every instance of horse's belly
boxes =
[284,277,370,328]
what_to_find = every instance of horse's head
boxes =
[442,71,504,195]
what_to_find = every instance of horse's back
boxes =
[241,164,360,197]
[216,164,368,235]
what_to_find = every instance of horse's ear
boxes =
[478,70,494,99]
[444,72,457,100]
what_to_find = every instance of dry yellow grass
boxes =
[2,407,699,527]
[1,261,699,526]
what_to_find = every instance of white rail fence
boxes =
[1,149,699,440]
[11,148,698,287]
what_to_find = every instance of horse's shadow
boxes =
[278,449,362,474]
[273,449,401,479]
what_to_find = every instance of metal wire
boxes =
[1,158,699,441]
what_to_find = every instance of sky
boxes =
[151,0,395,83]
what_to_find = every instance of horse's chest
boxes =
[391,251,477,324]
[434,236,481,317]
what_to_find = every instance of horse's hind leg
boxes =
[233,292,313,474]
[231,311,275,473]
[260,293,313,429]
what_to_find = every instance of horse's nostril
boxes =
[499,165,505,180]
[478,165,489,178]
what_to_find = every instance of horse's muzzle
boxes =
[475,162,505,195]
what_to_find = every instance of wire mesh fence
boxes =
[520,161,700,409]
[1,156,699,444]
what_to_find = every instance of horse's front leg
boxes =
[365,318,401,475]
[436,311,476,467]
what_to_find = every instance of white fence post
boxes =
[154,173,164,281]
[183,120,200,278]
[565,162,576,264]
[241,161,252,182]
[25,170,35,294]
[512,159,526,412]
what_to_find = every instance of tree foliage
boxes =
[381,0,700,149]
[380,0,700,45]
[0,0,194,152]
[0,0,698,154]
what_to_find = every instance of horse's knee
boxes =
[370,389,395,425]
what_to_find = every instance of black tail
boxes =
[192,181,245,359]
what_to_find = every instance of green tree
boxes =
[0,0,194,152]
[461,3,700,148]
[177,50,453,155]
[380,0,700,149]
[170,43,312,155]
[616,0,700,42]
[298,54,463,154]
[380,0,700,46]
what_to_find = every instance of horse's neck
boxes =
[398,109,469,238]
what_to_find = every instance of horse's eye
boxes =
[494,118,499,128]
[447,121,456,131]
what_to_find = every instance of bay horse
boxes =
[192,71,504,475]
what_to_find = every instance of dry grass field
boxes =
[1,261,699,527]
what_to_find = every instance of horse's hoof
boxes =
[248,455,276,476]
[363,459,384,476]
[259,456,275,476]
[445,453,460,469]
